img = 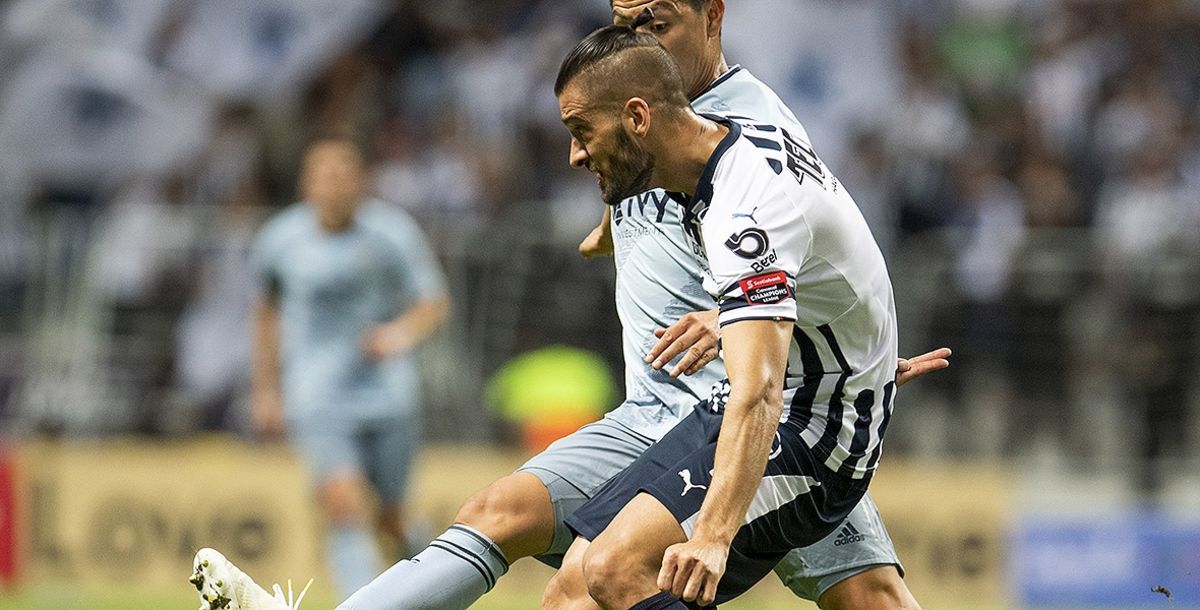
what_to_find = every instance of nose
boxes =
[569,138,589,169]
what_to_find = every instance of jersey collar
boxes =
[691,65,743,102]
[682,114,742,228]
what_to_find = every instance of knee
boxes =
[377,507,406,542]
[320,476,372,525]
[541,570,581,610]
[581,543,631,608]
[819,566,921,610]
[454,474,548,547]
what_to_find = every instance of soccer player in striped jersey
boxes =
[190,2,948,609]
[545,19,904,609]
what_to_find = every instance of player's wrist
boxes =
[691,526,735,547]
[691,515,737,546]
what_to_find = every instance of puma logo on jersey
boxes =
[731,206,760,223]
[679,469,711,496]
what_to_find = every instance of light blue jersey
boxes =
[253,199,446,422]
[604,66,811,439]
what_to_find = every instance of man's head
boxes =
[555,23,691,205]
[301,135,366,231]
[610,0,725,99]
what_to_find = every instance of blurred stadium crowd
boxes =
[1,0,1199,497]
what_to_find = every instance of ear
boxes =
[623,97,652,138]
[706,0,725,39]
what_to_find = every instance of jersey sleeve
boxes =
[702,165,811,328]
[250,213,290,300]
[375,207,447,302]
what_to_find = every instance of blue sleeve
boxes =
[251,222,282,299]
[375,207,447,302]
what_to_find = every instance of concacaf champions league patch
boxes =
[738,271,791,305]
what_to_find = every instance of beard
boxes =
[600,128,656,206]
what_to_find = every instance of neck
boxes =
[651,112,729,195]
[687,52,730,99]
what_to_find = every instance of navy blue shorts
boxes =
[565,404,868,605]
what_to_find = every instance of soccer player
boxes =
[190,3,947,609]
[543,18,902,609]
[248,135,450,599]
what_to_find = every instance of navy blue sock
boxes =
[629,592,689,610]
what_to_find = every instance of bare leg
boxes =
[454,472,557,559]
[582,493,687,609]
[542,537,601,610]
[818,565,921,610]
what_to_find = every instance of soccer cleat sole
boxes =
[192,548,237,610]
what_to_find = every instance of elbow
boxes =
[728,384,785,421]
[427,294,452,328]
[761,394,785,422]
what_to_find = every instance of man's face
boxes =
[302,141,364,230]
[612,0,712,96]
[559,84,655,206]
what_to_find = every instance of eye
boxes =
[652,22,669,33]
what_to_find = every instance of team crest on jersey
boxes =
[739,271,791,305]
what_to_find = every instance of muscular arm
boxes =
[689,318,791,542]
[659,319,792,604]
[645,308,950,385]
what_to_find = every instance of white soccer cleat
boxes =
[190,547,311,610]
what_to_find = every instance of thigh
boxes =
[564,410,715,544]
[517,419,656,564]
[360,414,421,505]
[638,421,867,603]
[289,418,364,487]
[773,493,903,602]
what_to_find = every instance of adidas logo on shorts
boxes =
[833,523,866,546]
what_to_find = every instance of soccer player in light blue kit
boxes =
[248,135,450,599]
[190,3,948,609]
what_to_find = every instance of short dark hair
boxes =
[554,24,689,110]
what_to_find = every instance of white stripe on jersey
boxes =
[681,116,899,480]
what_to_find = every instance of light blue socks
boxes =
[336,524,509,610]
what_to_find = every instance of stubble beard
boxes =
[602,129,656,206]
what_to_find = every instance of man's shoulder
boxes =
[694,67,808,138]
[357,199,424,234]
[257,203,312,245]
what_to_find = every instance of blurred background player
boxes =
[250,135,450,598]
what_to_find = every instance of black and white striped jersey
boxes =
[681,114,899,480]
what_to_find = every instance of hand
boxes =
[658,537,729,606]
[645,309,720,377]
[579,221,614,258]
[251,389,286,439]
[896,347,952,387]
[363,322,414,361]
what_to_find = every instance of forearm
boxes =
[692,392,784,544]
[251,300,281,394]
[387,295,450,348]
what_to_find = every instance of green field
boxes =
[0,558,1017,610]
[0,590,1017,610]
